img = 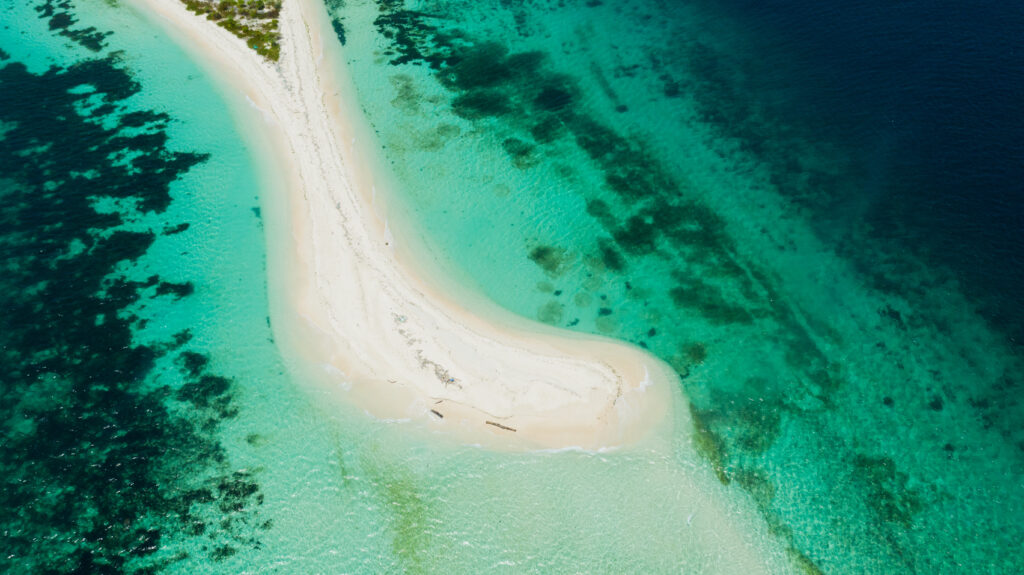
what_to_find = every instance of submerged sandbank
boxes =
[133,0,675,451]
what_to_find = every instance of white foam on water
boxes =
[361,409,411,424]
[639,364,652,390]
[245,94,274,124]
[531,444,620,455]
[321,363,351,390]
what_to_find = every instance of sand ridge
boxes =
[134,0,677,450]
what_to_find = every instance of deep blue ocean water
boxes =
[712,0,1024,340]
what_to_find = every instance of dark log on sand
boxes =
[485,420,516,432]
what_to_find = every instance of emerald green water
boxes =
[6,0,1022,572]
[2,0,796,572]
[324,0,1024,572]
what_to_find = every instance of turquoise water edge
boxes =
[1,0,1022,574]
[325,0,1024,572]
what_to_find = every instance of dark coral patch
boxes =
[535,84,573,112]
[585,199,615,227]
[597,238,626,271]
[852,455,923,527]
[690,405,731,484]
[613,215,659,254]
[180,350,211,377]
[670,278,754,325]
[157,280,195,299]
[177,375,232,409]
[441,42,513,90]
[530,116,564,143]
[528,245,569,276]
[0,28,264,572]
[164,222,190,235]
[35,0,112,52]
[537,300,565,325]
[502,137,536,168]
[451,90,511,119]
[684,342,707,364]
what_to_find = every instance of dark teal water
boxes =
[712,0,1024,343]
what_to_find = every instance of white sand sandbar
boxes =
[133,0,677,450]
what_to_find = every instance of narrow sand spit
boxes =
[134,0,677,450]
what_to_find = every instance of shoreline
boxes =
[131,0,678,450]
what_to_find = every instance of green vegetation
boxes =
[182,0,282,61]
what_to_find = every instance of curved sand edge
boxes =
[134,0,677,450]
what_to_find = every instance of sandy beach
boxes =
[133,0,677,450]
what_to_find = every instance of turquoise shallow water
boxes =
[4,0,1023,572]
[324,0,1024,572]
[1,1,791,573]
